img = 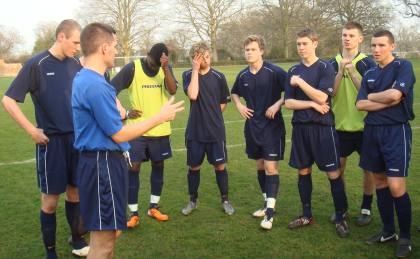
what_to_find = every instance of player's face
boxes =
[61,30,81,58]
[342,28,363,50]
[296,37,317,59]
[244,41,264,64]
[200,51,211,69]
[371,36,395,65]
[104,34,118,68]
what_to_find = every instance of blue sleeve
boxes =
[275,66,287,92]
[231,74,242,96]
[330,58,339,73]
[393,61,416,96]
[356,57,376,76]
[219,74,231,104]
[4,59,38,102]
[356,76,369,101]
[110,62,134,94]
[87,83,123,136]
[318,63,335,96]
[182,70,192,95]
[284,69,295,100]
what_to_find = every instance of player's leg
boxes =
[147,137,172,221]
[126,137,145,228]
[260,160,279,230]
[288,125,315,229]
[88,231,116,259]
[326,170,349,237]
[182,140,205,215]
[66,139,89,256]
[358,169,374,226]
[252,159,267,217]
[65,185,89,256]
[127,162,141,227]
[40,193,60,259]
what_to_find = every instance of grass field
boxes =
[0,60,419,258]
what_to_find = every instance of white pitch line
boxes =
[1,126,419,167]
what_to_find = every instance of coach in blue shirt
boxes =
[231,35,287,230]
[2,20,89,258]
[356,30,415,258]
[72,22,184,258]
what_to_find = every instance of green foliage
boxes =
[0,60,420,258]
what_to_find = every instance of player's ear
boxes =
[313,40,318,48]
[56,32,65,42]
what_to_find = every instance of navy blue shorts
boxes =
[128,136,172,162]
[77,151,128,231]
[360,124,412,177]
[289,124,340,172]
[186,140,227,166]
[36,133,78,194]
[337,131,363,158]
[244,130,285,161]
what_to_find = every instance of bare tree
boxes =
[176,0,244,62]
[32,21,57,54]
[78,0,157,59]
[397,0,420,17]
[0,25,23,60]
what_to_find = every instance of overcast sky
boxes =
[0,0,81,52]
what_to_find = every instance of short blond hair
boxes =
[189,42,210,59]
[243,35,265,51]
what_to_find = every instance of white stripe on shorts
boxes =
[44,145,49,194]
[402,124,407,177]
[96,152,102,230]
[105,151,118,229]
[330,127,338,167]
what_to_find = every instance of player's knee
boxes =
[65,185,79,202]
[214,163,225,171]
[41,194,59,213]
[298,168,311,175]
[151,160,164,168]
[327,170,341,180]
[256,159,264,170]
[189,165,201,171]
[129,162,141,172]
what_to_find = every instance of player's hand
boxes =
[160,53,169,69]
[345,62,355,73]
[159,96,184,122]
[311,102,330,114]
[340,58,351,71]
[192,54,203,71]
[236,103,254,119]
[265,102,281,119]
[290,75,301,87]
[127,109,142,119]
[30,128,49,145]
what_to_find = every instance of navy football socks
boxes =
[65,201,84,246]
[215,169,229,202]
[394,192,412,239]
[361,194,373,211]
[128,169,140,206]
[329,176,347,222]
[150,163,164,208]
[257,170,266,194]
[376,187,395,234]
[40,210,56,257]
[188,169,200,202]
[298,174,312,218]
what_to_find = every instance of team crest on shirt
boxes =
[400,82,405,87]
[328,88,333,93]
[244,83,249,87]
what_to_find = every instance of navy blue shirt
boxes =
[330,53,376,75]
[4,50,81,135]
[357,59,416,125]
[183,68,230,142]
[72,68,129,151]
[284,59,336,126]
[231,62,287,140]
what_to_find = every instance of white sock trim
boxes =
[150,195,160,204]
[128,204,138,212]
[263,193,267,200]
[361,209,371,215]
[266,198,276,208]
